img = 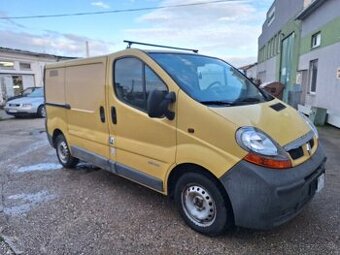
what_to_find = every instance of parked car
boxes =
[4,87,45,118]
[6,87,40,102]
[45,44,326,236]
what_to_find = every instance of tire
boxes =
[174,172,233,236]
[37,105,46,118]
[55,134,79,168]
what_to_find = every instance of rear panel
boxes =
[45,66,68,144]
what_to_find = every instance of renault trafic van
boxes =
[45,43,326,236]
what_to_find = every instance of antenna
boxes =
[124,40,198,53]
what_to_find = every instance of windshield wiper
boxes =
[200,100,232,106]
[229,97,262,106]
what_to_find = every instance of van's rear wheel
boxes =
[174,172,233,236]
[55,135,78,168]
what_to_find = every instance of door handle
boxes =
[111,106,117,124]
[99,106,105,123]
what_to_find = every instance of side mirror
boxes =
[147,90,176,120]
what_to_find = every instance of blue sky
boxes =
[0,0,273,66]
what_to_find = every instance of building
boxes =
[0,47,73,104]
[239,62,258,80]
[296,0,340,127]
[257,0,340,127]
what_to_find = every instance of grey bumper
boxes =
[220,145,326,230]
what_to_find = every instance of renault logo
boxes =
[306,143,312,155]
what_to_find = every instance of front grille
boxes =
[288,147,304,160]
[284,131,315,161]
[9,104,20,107]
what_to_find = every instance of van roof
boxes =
[44,48,202,69]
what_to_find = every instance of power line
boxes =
[0,0,243,20]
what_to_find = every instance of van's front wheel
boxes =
[174,172,233,236]
[55,135,79,168]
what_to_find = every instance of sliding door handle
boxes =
[111,106,117,124]
[99,106,105,123]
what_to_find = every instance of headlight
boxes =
[300,113,318,138]
[22,103,32,108]
[236,127,278,156]
[236,127,292,169]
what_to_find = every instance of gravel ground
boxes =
[0,118,339,255]
[0,237,14,255]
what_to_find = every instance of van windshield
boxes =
[149,53,269,106]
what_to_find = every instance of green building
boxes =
[257,0,340,127]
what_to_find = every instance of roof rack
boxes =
[123,40,199,53]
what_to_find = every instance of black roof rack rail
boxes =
[123,40,199,53]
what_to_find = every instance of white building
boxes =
[0,47,73,104]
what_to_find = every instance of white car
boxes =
[4,87,45,118]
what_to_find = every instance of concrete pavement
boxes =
[0,118,339,254]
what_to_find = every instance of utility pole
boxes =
[85,41,90,57]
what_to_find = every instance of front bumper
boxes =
[220,145,326,230]
[4,106,37,115]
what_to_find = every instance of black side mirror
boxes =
[147,90,176,120]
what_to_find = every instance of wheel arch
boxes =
[167,163,229,201]
[167,163,235,227]
[51,128,64,148]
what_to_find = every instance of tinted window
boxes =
[114,58,167,111]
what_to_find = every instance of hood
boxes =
[209,99,311,146]
[7,96,44,105]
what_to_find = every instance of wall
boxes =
[299,42,340,115]
[298,0,340,127]
[257,56,277,83]
[300,0,340,37]
[259,0,304,48]
[300,17,340,55]
[245,64,257,80]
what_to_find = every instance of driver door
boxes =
[107,56,177,192]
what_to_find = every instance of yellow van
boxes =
[45,43,326,236]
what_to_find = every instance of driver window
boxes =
[114,57,167,112]
[114,57,144,110]
[197,64,225,90]
[145,65,168,97]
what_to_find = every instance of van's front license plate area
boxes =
[316,173,325,193]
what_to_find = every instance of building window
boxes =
[311,32,321,48]
[267,6,275,27]
[12,76,23,96]
[0,60,14,70]
[308,59,318,94]
[19,62,31,70]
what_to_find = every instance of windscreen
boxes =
[27,88,43,97]
[149,53,268,106]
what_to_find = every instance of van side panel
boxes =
[65,58,109,160]
[45,67,68,143]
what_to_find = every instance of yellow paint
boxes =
[45,48,316,195]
